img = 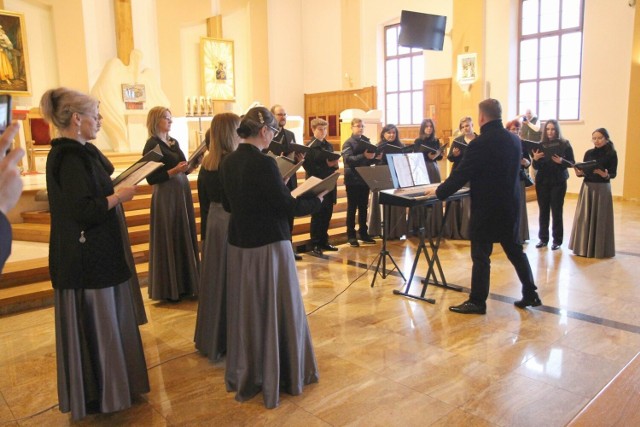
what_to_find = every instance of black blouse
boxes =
[583,143,617,183]
[142,136,188,185]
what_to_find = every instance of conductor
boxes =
[425,99,541,314]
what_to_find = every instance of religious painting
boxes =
[0,10,30,96]
[456,53,477,85]
[200,37,235,101]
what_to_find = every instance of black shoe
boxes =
[449,300,486,315]
[535,241,548,248]
[551,243,561,250]
[348,238,360,247]
[514,296,542,309]
[294,253,303,261]
[359,235,376,244]
[320,244,338,252]
[312,245,323,256]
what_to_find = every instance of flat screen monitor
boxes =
[398,10,447,51]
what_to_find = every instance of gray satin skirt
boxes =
[518,181,530,243]
[225,240,319,409]
[55,281,150,421]
[116,204,147,325]
[569,181,615,258]
[194,203,229,362]
[148,173,200,300]
[441,197,471,240]
[368,190,408,239]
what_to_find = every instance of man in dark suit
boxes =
[1,123,24,272]
[270,104,304,260]
[426,99,541,314]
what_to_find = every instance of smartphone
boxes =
[0,94,12,133]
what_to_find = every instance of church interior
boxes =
[1,0,640,425]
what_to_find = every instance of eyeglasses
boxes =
[275,113,287,117]
[161,116,172,121]
[265,124,279,133]
[80,112,102,121]
[353,124,364,128]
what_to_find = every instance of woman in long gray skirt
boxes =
[43,87,149,421]
[143,106,200,301]
[194,112,241,361]
[569,128,617,258]
[220,107,323,408]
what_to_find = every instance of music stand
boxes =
[356,165,406,287]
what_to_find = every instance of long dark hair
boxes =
[541,119,566,143]
[419,118,436,140]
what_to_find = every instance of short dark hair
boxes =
[479,98,502,121]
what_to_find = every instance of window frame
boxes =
[383,23,424,126]
[517,0,585,121]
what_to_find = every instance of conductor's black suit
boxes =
[436,119,538,309]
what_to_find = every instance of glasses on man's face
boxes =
[275,113,287,117]
[353,125,364,129]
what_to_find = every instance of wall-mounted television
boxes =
[398,10,447,51]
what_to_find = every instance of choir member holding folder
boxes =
[43,87,149,420]
[368,124,408,239]
[411,118,444,237]
[143,106,200,301]
[442,116,476,239]
[569,128,617,258]
[531,119,574,250]
[220,106,324,408]
[194,113,241,362]
[302,118,340,255]
[342,118,380,246]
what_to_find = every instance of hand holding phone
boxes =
[0,94,12,134]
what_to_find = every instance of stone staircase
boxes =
[1,167,349,315]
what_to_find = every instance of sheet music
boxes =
[389,153,430,188]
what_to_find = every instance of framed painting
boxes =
[0,10,30,96]
[456,53,477,85]
[200,37,235,102]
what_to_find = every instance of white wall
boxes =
[131,0,161,79]
[565,0,634,196]
[82,0,116,89]
[301,0,342,94]
[267,0,304,116]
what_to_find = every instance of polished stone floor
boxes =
[1,197,639,426]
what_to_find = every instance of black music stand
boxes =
[356,165,405,287]
[392,191,467,303]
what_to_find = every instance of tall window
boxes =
[384,24,423,125]
[518,0,584,121]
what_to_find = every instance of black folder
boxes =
[112,145,163,187]
[561,158,599,174]
[451,139,469,151]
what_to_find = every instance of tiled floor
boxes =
[1,196,639,426]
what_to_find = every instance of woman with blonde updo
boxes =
[43,87,149,421]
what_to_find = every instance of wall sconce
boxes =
[456,51,477,93]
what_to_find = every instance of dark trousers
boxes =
[346,185,370,238]
[536,181,567,244]
[469,239,538,308]
[310,197,334,246]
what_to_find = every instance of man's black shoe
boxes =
[312,245,323,256]
[449,300,486,315]
[551,243,561,250]
[348,238,360,247]
[294,253,303,261]
[535,241,548,248]
[320,244,339,251]
[514,297,542,309]
[359,235,376,244]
